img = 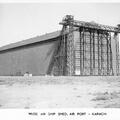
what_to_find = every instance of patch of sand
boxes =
[0,76,120,108]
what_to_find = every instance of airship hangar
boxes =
[0,15,120,76]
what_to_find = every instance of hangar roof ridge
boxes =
[0,30,61,52]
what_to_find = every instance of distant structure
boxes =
[0,15,120,76]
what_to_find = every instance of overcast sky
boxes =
[0,3,120,47]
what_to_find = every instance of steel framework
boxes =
[47,15,120,76]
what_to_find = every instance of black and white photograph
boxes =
[0,1,120,120]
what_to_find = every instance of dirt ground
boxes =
[0,76,120,108]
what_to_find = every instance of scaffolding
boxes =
[48,15,120,76]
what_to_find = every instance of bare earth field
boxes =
[0,76,120,108]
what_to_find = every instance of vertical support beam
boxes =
[58,35,62,75]
[97,31,100,75]
[106,33,109,75]
[84,30,86,75]
[63,34,67,75]
[67,25,75,76]
[90,31,92,75]
[79,28,83,75]
[82,28,85,75]
[109,33,114,75]
[114,32,119,76]
[101,34,103,75]
[93,31,95,75]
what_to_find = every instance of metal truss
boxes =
[114,33,120,76]
[47,15,75,76]
[48,15,120,76]
[47,25,67,75]
[60,19,120,33]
